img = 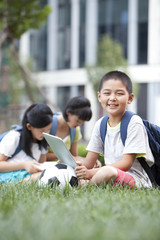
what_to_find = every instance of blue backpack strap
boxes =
[120,111,135,145]
[100,111,135,145]
[0,131,10,141]
[100,115,109,143]
[0,125,23,157]
[50,114,58,135]
[11,125,23,157]
[70,128,76,144]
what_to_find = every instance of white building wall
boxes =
[147,0,160,124]
[47,0,58,70]
[19,32,30,63]
[148,0,160,64]
[71,0,80,69]
[85,0,98,65]
[128,0,138,65]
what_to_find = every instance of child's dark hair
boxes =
[21,103,53,158]
[63,96,92,122]
[98,70,133,94]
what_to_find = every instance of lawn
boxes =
[0,182,160,240]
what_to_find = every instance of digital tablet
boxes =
[42,133,77,169]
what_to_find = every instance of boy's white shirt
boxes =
[87,115,154,188]
[0,130,48,163]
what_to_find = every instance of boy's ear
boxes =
[128,93,134,104]
[97,91,101,103]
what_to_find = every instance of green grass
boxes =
[0,182,160,240]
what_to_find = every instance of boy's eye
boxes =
[103,92,110,95]
[117,92,124,95]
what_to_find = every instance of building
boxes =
[19,0,160,140]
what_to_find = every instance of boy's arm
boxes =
[75,151,99,169]
[75,151,100,179]
[110,153,136,171]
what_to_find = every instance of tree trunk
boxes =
[10,40,59,111]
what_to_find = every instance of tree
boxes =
[86,35,127,95]
[0,0,52,106]
[0,1,61,131]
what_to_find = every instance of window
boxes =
[98,0,128,58]
[57,0,71,69]
[138,0,148,64]
[57,86,70,111]
[29,0,47,71]
[57,85,84,111]
[79,0,86,67]
[30,26,47,71]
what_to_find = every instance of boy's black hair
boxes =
[98,70,133,94]
[63,96,92,122]
[21,103,53,158]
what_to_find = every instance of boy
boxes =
[75,71,154,188]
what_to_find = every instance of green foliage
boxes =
[97,35,127,68]
[78,143,104,166]
[0,0,51,38]
[78,144,88,157]
[0,0,51,105]
[9,56,42,104]
[86,35,128,95]
[0,182,160,240]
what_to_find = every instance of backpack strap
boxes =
[12,137,22,157]
[50,114,76,144]
[2,126,22,158]
[50,114,58,136]
[100,111,135,144]
[70,128,76,144]
[12,126,23,157]
[0,128,22,158]
[120,111,135,145]
[137,157,159,188]
[100,115,109,143]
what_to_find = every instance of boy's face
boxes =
[97,79,134,117]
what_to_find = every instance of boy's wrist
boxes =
[88,168,100,179]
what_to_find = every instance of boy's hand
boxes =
[75,161,91,180]
[94,160,101,168]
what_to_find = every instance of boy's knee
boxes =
[101,166,118,180]
[91,166,118,185]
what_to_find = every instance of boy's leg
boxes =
[90,166,118,185]
[90,166,136,188]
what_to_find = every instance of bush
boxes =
[78,144,104,166]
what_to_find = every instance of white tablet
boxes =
[42,133,77,169]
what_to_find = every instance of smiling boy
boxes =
[75,71,154,188]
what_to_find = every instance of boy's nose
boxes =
[110,93,116,100]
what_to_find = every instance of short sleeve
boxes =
[41,147,48,154]
[87,118,104,154]
[0,130,20,157]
